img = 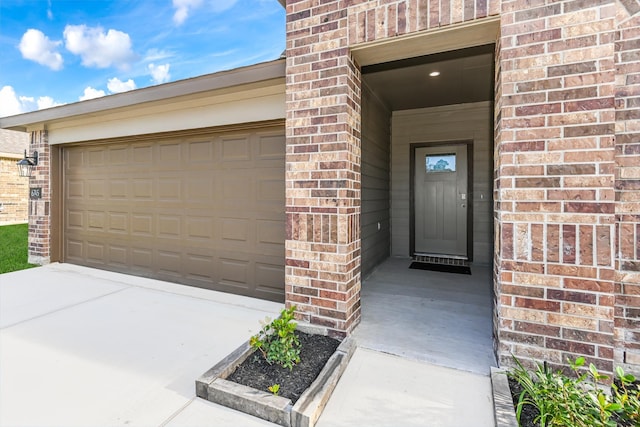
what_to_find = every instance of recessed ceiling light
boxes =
[429,71,440,77]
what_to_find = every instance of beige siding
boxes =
[391,101,493,264]
[361,84,391,277]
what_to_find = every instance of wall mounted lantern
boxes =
[17,150,38,178]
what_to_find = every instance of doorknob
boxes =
[461,204,466,208]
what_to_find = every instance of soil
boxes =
[507,377,539,427]
[227,331,340,404]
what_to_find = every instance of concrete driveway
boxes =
[0,263,495,427]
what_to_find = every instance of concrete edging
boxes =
[491,367,518,427]
[195,324,355,427]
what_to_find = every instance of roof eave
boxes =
[0,58,286,132]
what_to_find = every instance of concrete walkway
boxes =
[0,263,495,426]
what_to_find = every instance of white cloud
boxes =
[37,96,61,110]
[143,48,173,62]
[172,0,203,25]
[107,77,137,93]
[18,29,63,70]
[0,86,62,117]
[79,86,106,101]
[64,24,135,69]
[0,86,25,117]
[148,63,170,84]
[172,0,237,25]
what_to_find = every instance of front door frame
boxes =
[409,139,474,261]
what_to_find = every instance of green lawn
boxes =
[0,223,37,274]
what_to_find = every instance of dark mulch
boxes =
[227,331,340,403]
[508,377,539,427]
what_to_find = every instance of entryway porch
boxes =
[355,257,496,375]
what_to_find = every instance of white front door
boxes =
[414,144,468,258]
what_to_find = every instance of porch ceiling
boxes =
[362,46,494,111]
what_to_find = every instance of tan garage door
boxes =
[63,125,285,301]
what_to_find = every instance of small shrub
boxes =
[250,305,301,370]
[508,356,640,427]
[612,366,640,426]
[268,384,280,396]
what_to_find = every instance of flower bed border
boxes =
[196,323,355,427]
[491,367,518,427]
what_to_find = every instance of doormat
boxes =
[409,262,471,275]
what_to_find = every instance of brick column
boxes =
[285,2,362,337]
[496,0,617,372]
[614,2,640,369]
[27,129,51,265]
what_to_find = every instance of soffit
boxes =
[362,48,494,111]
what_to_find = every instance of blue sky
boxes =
[0,0,285,117]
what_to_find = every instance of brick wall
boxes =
[27,130,51,265]
[285,0,640,372]
[0,156,28,224]
[614,1,640,367]
[285,0,499,336]
[496,0,618,372]
[285,1,362,337]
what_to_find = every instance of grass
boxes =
[0,223,37,274]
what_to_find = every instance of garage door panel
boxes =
[187,140,214,163]
[186,216,213,239]
[131,248,153,269]
[185,252,215,280]
[257,220,284,246]
[157,250,182,277]
[63,126,285,302]
[109,245,128,265]
[133,145,152,164]
[132,179,154,199]
[87,149,105,166]
[86,242,106,263]
[67,210,84,229]
[158,143,182,166]
[220,218,249,243]
[66,149,85,168]
[66,180,84,199]
[186,174,214,201]
[66,239,84,259]
[109,180,129,199]
[255,261,286,296]
[219,257,249,287]
[131,214,154,236]
[222,136,250,161]
[158,177,182,201]
[87,180,106,199]
[258,134,285,160]
[108,212,128,233]
[108,145,128,164]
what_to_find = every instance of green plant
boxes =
[250,305,301,370]
[268,384,280,396]
[0,224,36,274]
[508,356,640,427]
[611,366,640,426]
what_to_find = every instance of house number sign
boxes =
[29,187,42,200]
